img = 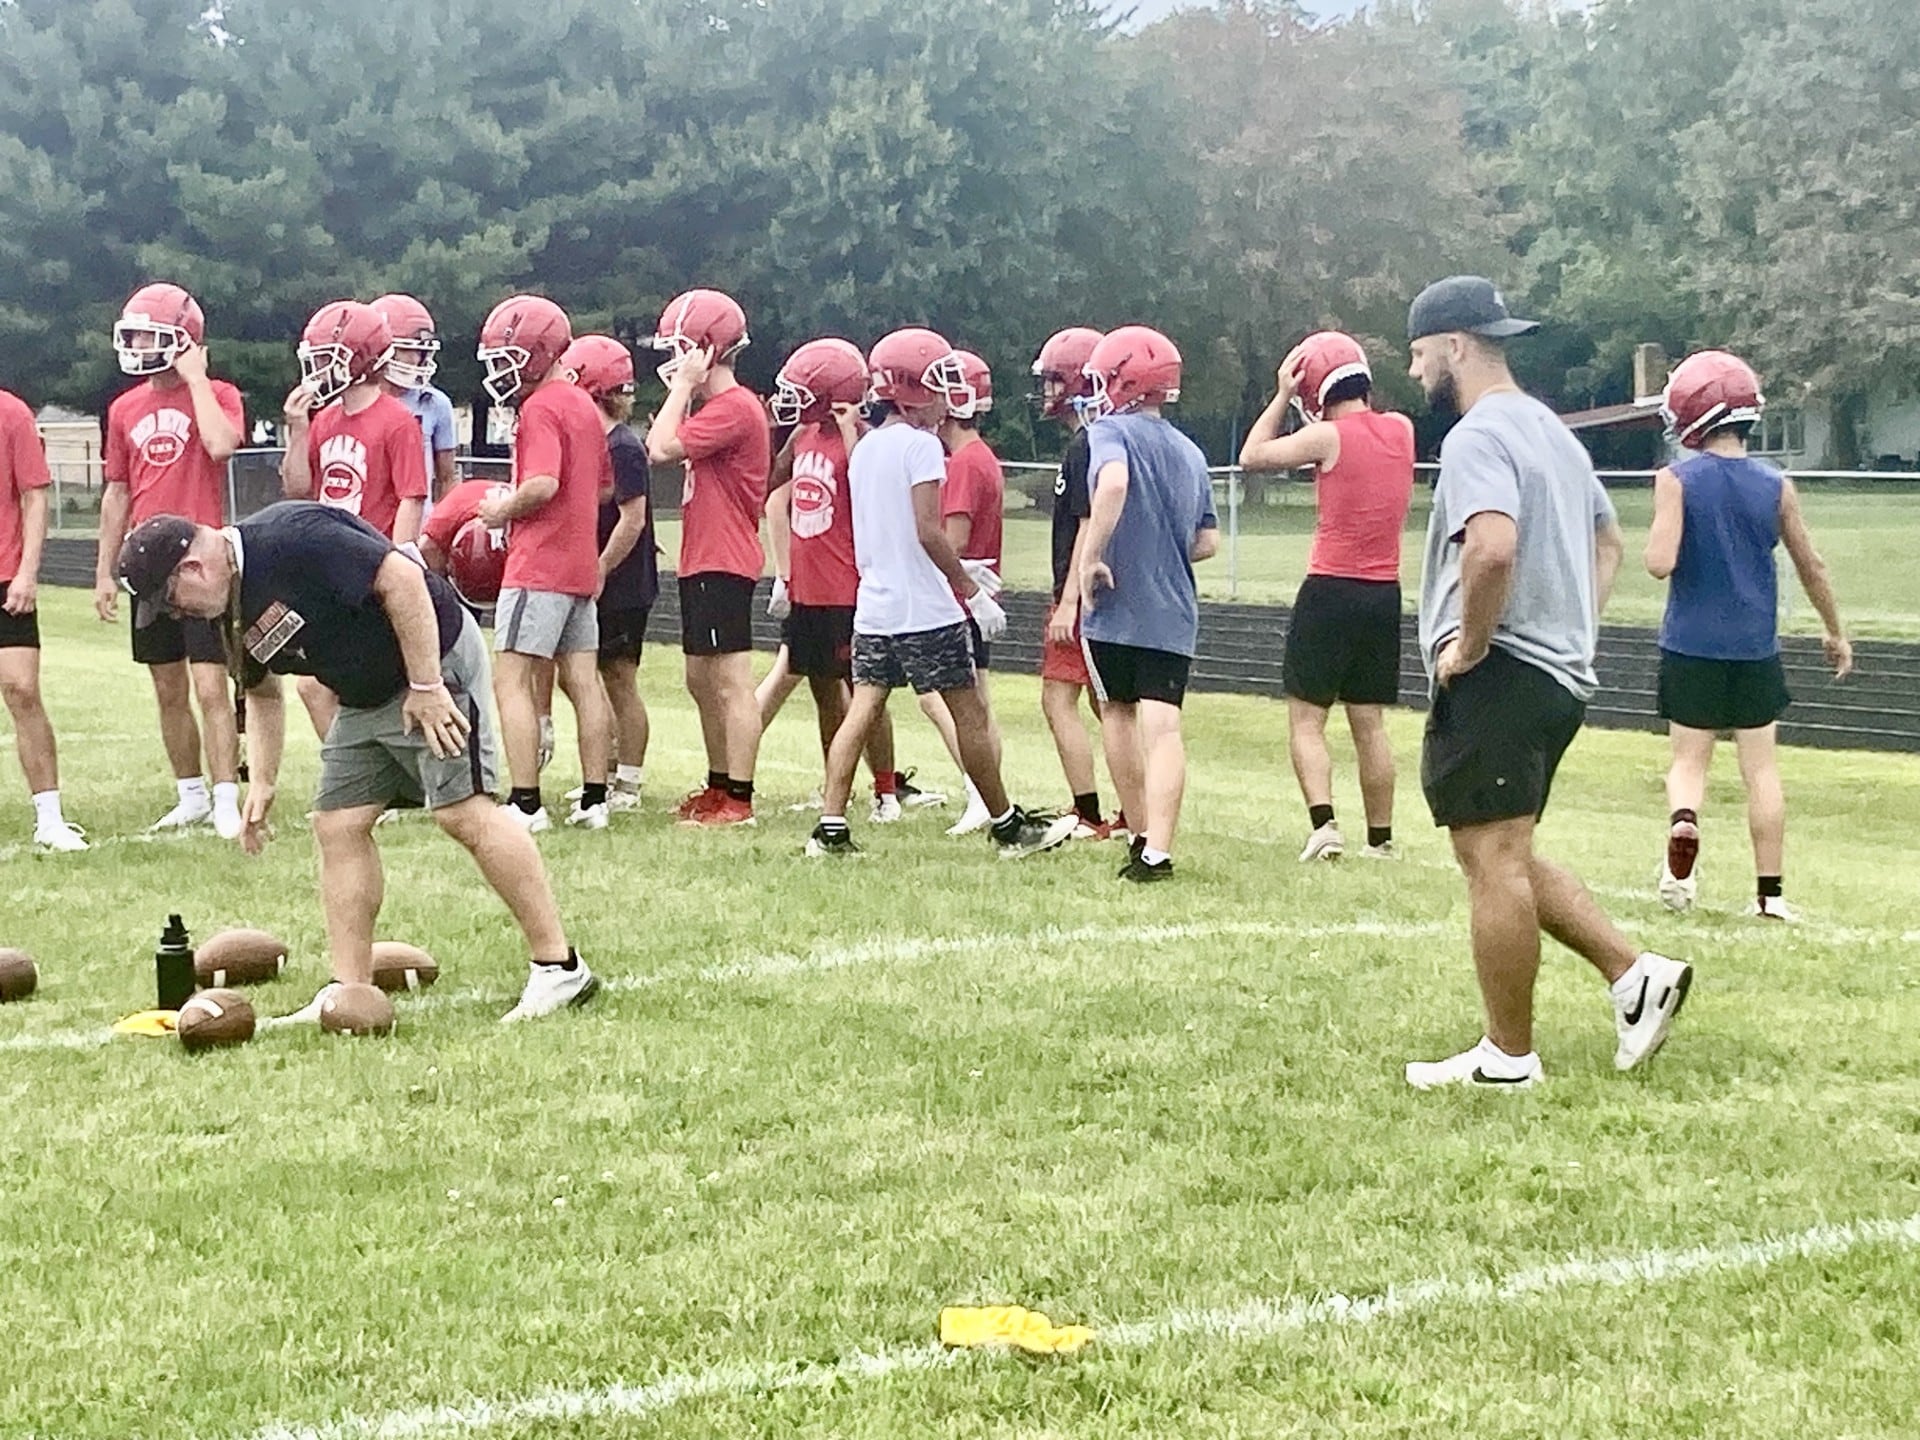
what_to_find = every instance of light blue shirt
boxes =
[400,385,457,517]
[1082,413,1216,657]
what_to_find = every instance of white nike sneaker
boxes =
[501,959,600,1023]
[500,803,552,834]
[609,783,642,814]
[263,981,341,1030]
[537,717,555,774]
[213,803,244,841]
[1298,822,1344,862]
[151,795,213,832]
[1753,895,1799,922]
[566,800,610,830]
[1612,952,1693,1071]
[870,792,904,824]
[32,820,89,853]
[1405,1037,1543,1090]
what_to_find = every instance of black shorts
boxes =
[1084,639,1192,707]
[132,612,226,667]
[1657,650,1791,732]
[597,606,650,666]
[785,603,855,680]
[966,616,991,671]
[852,622,975,696]
[1421,646,1585,829]
[1283,575,1402,707]
[0,591,38,650]
[678,573,755,656]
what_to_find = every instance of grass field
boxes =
[3,589,1920,1440]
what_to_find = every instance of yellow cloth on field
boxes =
[112,1009,179,1037]
[938,1305,1094,1355]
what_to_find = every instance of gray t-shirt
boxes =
[1083,413,1217,657]
[1417,391,1616,699]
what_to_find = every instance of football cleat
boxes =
[1298,821,1344,862]
[501,958,600,1023]
[992,809,1078,860]
[870,792,904,824]
[32,820,89,853]
[674,786,722,821]
[1118,854,1174,883]
[687,795,754,827]
[500,802,551,834]
[565,800,610,830]
[609,782,642,814]
[1753,895,1799,922]
[1359,840,1398,860]
[804,823,861,859]
[895,770,947,809]
[150,795,214,832]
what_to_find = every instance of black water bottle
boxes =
[156,914,196,1011]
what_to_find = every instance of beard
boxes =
[1423,366,1461,419]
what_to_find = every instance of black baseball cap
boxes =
[116,515,198,628]
[1407,276,1540,342]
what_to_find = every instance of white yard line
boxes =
[239,1210,1920,1440]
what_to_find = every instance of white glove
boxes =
[965,587,1007,642]
[961,559,1003,596]
[768,576,791,621]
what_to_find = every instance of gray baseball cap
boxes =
[1407,276,1540,342]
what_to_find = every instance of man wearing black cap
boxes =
[116,502,599,1024]
[1403,276,1691,1088]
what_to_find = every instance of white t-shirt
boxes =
[851,421,966,637]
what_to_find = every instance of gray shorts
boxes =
[313,613,498,813]
[494,587,599,659]
[851,622,976,696]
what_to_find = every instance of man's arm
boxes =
[238,675,285,854]
[913,480,977,595]
[1079,459,1128,578]
[93,482,131,621]
[944,514,972,552]
[600,496,648,578]
[1191,525,1221,563]
[1450,510,1518,663]
[478,473,558,526]
[371,550,472,758]
[645,350,708,465]
[391,498,424,547]
[433,449,457,504]
[1779,477,1852,676]
[764,432,796,578]
[174,344,242,463]
[1240,416,1339,474]
[1594,519,1624,613]
[1644,466,1683,579]
[5,487,48,615]
[280,393,316,498]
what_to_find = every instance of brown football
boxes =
[319,982,396,1037]
[176,988,257,1051]
[0,948,38,1003]
[370,941,439,993]
[195,928,289,987]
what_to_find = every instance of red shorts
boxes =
[1039,603,1092,687]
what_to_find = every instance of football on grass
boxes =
[0,948,38,1003]
[177,989,256,1051]
[320,983,396,1036]
[195,929,289,986]
[370,942,438,993]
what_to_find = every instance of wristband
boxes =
[408,680,445,693]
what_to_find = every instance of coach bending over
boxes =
[115,502,599,1024]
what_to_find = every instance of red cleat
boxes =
[673,786,722,822]
[690,794,756,827]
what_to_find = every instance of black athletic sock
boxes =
[1367,826,1392,848]
[1671,807,1699,828]
[1309,803,1335,830]
[581,782,608,809]
[707,769,727,793]
[725,777,755,802]
[819,815,850,835]
[990,807,1026,842]
[1074,791,1103,823]
[1758,875,1783,900]
[508,787,543,815]
[536,947,579,971]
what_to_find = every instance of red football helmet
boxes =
[1029,327,1104,419]
[448,515,509,605]
[562,335,637,399]
[948,351,993,419]
[1082,326,1182,421]
[370,293,441,388]
[114,282,205,376]
[1662,349,1765,448]
[298,301,395,406]
[477,294,572,403]
[867,328,972,411]
[770,338,868,426]
[651,288,750,384]
[1292,331,1372,422]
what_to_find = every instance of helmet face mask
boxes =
[651,289,750,386]
[114,318,190,376]
[768,378,817,428]
[298,342,359,406]
[478,343,534,403]
[384,340,441,389]
[477,295,574,406]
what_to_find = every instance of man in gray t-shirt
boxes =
[1401,276,1692,1092]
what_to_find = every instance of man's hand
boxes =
[171,339,210,385]
[1047,594,1079,646]
[1274,343,1307,403]
[401,682,472,759]
[1825,631,1854,679]
[4,575,37,617]
[476,494,513,529]
[960,559,1002,597]
[283,384,318,428]
[1434,635,1488,687]
[1078,559,1115,614]
[239,783,276,855]
[965,587,1007,642]
[768,576,792,620]
[674,345,714,392]
[94,578,119,623]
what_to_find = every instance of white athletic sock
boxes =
[212,781,241,811]
[616,765,643,787]
[820,813,848,830]
[990,807,1015,828]
[31,790,64,827]
[1142,846,1171,866]
[178,776,209,804]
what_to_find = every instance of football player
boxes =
[280,300,430,738]
[804,327,1074,860]
[475,294,615,830]
[94,282,245,838]
[646,288,771,827]
[370,293,459,513]
[1076,327,1220,881]
[1240,331,1415,862]
[1646,349,1852,920]
[0,383,85,849]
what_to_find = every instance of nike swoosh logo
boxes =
[1622,978,1650,1026]
[1469,1067,1532,1085]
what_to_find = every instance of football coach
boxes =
[116,502,599,1023]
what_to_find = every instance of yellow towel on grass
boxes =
[939,1305,1094,1355]
[112,1009,179,1037]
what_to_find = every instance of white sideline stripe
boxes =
[240,1211,1920,1440]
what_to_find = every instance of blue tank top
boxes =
[1659,452,1782,660]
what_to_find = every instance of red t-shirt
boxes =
[943,436,1004,601]
[0,389,52,581]
[501,380,609,598]
[678,383,770,580]
[1308,410,1415,583]
[304,392,429,539]
[422,478,499,556]
[786,423,858,608]
[105,377,245,526]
